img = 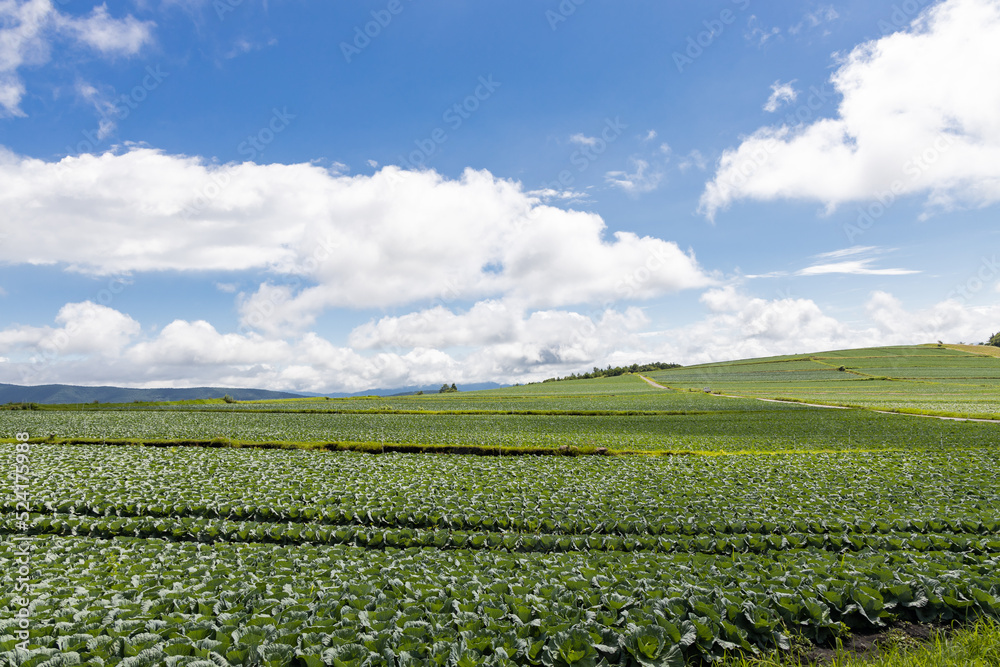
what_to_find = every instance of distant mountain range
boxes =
[0,381,508,405]
[0,384,306,405]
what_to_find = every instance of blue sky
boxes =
[1,0,999,392]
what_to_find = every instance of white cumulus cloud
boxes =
[0,301,140,361]
[56,4,154,56]
[0,301,652,391]
[701,0,1000,220]
[0,147,712,332]
[0,0,154,116]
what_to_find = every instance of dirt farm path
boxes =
[635,375,1000,424]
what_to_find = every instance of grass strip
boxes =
[90,407,717,416]
[1,404,725,416]
[722,617,1000,666]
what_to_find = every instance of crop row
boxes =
[6,499,998,538]
[3,537,999,666]
[2,401,995,450]
[5,446,998,535]
[6,513,1000,557]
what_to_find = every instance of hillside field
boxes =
[645,343,1000,419]
[1,345,999,666]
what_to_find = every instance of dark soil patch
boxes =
[802,622,944,665]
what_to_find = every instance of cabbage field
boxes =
[2,346,1000,666]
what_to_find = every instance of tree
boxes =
[990,331,1000,347]
[542,361,681,383]
[439,384,450,394]
[450,383,457,392]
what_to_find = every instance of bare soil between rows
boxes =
[800,621,945,665]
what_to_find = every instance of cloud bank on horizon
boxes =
[0,0,998,392]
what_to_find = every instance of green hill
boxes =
[643,344,1000,419]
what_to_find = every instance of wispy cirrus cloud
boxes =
[745,15,781,47]
[797,246,919,276]
[763,80,797,112]
[678,149,707,173]
[569,133,598,147]
[797,260,920,277]
[790,5,839,35]
[605,157,664,195]
[746,246,920,278]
